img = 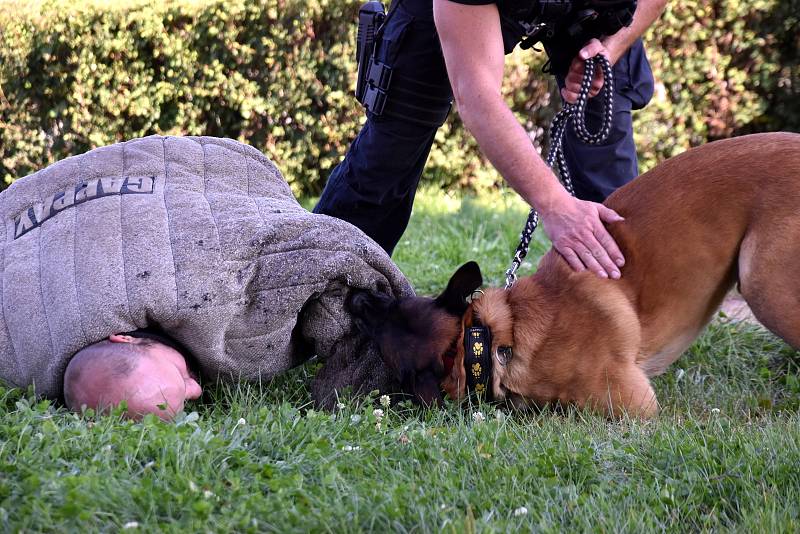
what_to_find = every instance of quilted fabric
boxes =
[0,136,411,404]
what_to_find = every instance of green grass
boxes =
[3,186,800,532]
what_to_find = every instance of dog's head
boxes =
[347,261,483,405]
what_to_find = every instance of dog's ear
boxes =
[346,289,395,337]
[434,261,483,316]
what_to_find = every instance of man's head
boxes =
[63,334,202,420]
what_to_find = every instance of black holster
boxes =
[354,0,453,128]
[356,1,386,103]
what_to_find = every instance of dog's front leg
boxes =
[588,365,659,419]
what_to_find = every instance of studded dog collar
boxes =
[462,293,515,399]
[464,325,492,397]
[464,326,515,396]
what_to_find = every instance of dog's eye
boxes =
[496,346,513,366]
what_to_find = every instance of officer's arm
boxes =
[433,0,626,279]
[603,0,667,63]
[562,0,667,103]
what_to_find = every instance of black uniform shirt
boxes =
[443,0,532,53]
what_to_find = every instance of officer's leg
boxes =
[314,118,437,255]
[314,0,451,256]
[557,39,655,202]
[560,88,636,202]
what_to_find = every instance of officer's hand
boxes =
[560,39,611,104]
[538,192,625,279]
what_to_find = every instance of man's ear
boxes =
[434,261,483,316]
[346,289,395,337]
[109,334,135,344]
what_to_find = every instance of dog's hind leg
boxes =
[738,227,800,349]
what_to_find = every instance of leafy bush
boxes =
[0,0,365,195]
[1,0,797,193]
[634,0,800,169]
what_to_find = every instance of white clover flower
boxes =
[237,417,246,426]
[350,414,362,424]
[373,408,384,419]
[122,522,140,530]
[711,408,721,414]
[513,506,528,517]
[380,394,391,407]
[472,411,486,424]
[337,402,346,410]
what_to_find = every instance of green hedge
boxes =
[1,0,798,194]
[634,0,800,164]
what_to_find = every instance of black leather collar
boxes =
[464,325,493,398]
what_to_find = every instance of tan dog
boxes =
[348,132,800,417]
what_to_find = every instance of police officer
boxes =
[314,0,666,279]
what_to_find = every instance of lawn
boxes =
[2,187,800,532]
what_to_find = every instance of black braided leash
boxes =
[504,54,615,290]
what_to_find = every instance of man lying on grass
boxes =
[0,136,412,420]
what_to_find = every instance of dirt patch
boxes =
[719,291,760,324]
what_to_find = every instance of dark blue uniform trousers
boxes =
[314,0,654,255]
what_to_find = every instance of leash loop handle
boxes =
[505,54,614,290]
